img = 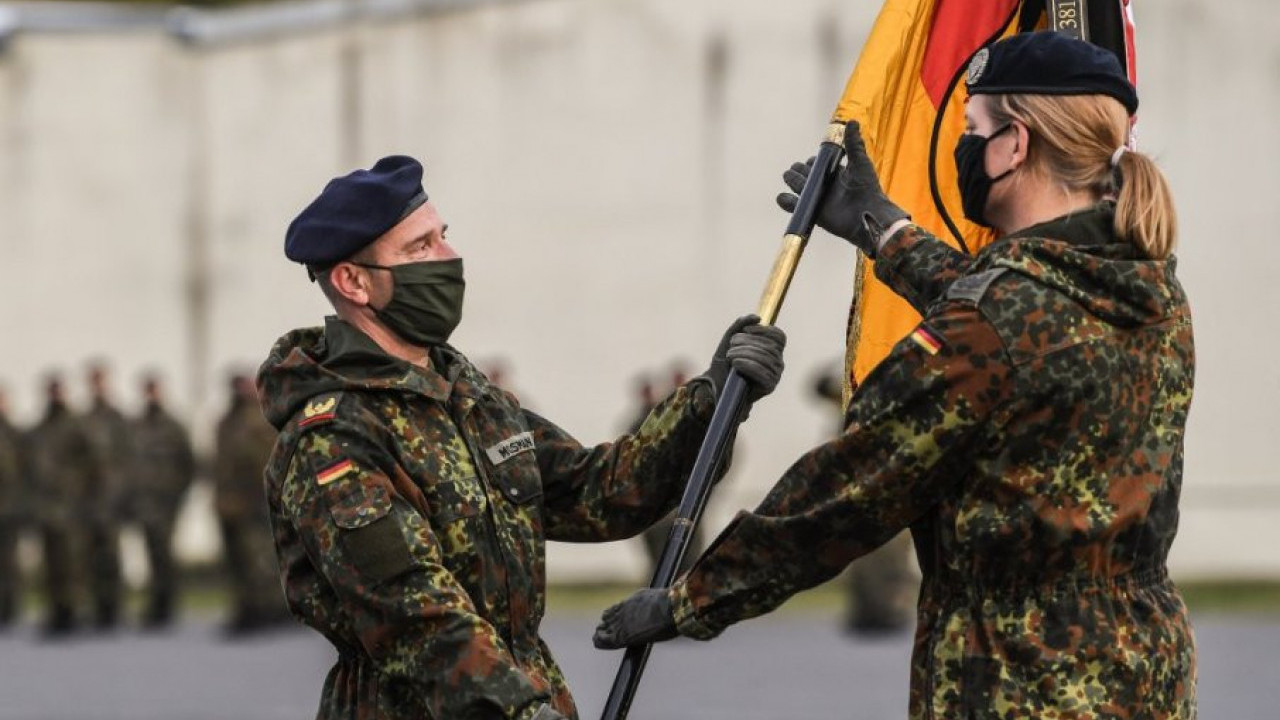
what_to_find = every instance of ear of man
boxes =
[319,256,376,310]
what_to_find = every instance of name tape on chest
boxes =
[485,432,535,466]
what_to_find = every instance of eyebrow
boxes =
[401,230,432,252]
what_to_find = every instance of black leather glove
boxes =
[593,587,678,649]
[702,315,787,404]
[776,120,910,258]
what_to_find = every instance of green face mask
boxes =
[357,258,465,347]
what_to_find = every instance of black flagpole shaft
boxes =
[599,123,847,720]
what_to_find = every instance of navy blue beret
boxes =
[285,155,428,268]
[966,31,1138,115]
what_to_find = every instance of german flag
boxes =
[832,0,1136,404]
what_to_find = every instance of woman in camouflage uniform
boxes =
[596,32,1196,719]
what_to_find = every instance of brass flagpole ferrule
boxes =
[756,233,808,326]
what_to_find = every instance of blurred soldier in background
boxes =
[127,373,196,628]
[80,362,128,629]
[0,386,26,628]
[631,373,705,576]
[811,367,916,634]
[213,372,289,636]
[28,374,95,636]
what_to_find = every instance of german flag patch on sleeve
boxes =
[909,325,943,355]
[316,458,356,486]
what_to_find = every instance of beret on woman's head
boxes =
[966,30,1138,115]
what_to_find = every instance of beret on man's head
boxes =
[285,155,428,270]
[965,31,1138,115]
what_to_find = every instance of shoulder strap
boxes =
[945,268,1009,305]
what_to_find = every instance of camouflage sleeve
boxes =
[281,421,547,718]
[529,379,718,542]
[669,303,1013,639]
[874,224,975,314]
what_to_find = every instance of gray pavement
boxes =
[0,610,1276,719]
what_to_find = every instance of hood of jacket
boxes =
[981,203,1187,329]
[256,316,458,430]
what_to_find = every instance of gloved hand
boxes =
[702,315,787,404]
[776,120,910,258]
[593,587,678,649]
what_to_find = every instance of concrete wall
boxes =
[0,0,1276,581]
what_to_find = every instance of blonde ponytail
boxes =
[1113,149,1178,259]
[993,94,1179,259]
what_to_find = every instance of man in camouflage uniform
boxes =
[213,372,288,635]
[259,155,786,720]
[127,373,196,628]
[0,386,26,628]
[28,375,96,636]
[597,34,1196,719]
[80,362,128,628]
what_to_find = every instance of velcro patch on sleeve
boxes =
[944,268,1008,305]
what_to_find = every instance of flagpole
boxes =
[597,122,847,720]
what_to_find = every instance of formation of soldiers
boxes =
[0,364,288,638]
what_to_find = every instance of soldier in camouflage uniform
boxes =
[80,362,128,628]
[213,372,289,635]
[128,373,196,628]
[597,33,1197,719]
[0,387,26,627]
[260,155,786,720]
[28,375,96,636]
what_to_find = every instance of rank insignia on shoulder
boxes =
[300,395,340,428]
[910,325,943,355]
[316,458,355,486]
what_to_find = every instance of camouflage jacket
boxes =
[258,317,717,720]
[213,399,277,520]
[0,417,24,518]
[671,205,1197,719]
[82,399,132,520]
[127,406,196,514]
[28,405,97,525]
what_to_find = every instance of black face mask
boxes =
[358,258,465,347]
[954,123,1016,229]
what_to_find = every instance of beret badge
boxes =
[967,48,990,87]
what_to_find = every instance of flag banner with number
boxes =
[832,0,1136,403]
